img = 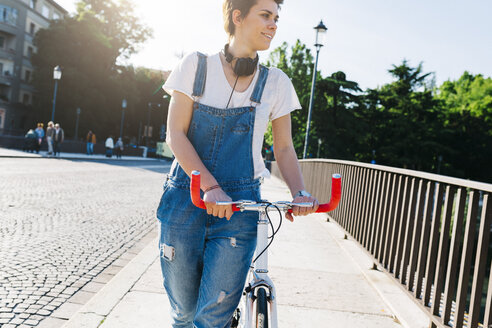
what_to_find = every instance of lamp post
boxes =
[146,102,152,148]
[74,107,81,140]
[51,66,62,122]
[119,99,127,139]
[303,20,327,159]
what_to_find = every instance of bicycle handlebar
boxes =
[190,170,341,213]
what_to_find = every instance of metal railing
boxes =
[271,159,492,328]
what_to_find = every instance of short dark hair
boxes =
[223,0,283,38]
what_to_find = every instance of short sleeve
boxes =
[163,52,199,100]
[269,69,302,121]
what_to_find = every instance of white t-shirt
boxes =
[164,51,301,179]
[105,138,114,149]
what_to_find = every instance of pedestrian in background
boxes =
[105,135,114,158]
[114,137,124,159]
[23,129,37,152]
[34,123,44,154]
[46,121,54,156]
[53,123,64,157]
[86,130,96,155]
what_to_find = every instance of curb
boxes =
[0,154,163,161]
[61,237,159,328]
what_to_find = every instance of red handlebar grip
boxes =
[191,171,206,209]
[190,171,241,211]
[287,174,342,214]
[316,174,341,213]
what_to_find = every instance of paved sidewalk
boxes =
[0,147,157,161]
[60,176,430,328]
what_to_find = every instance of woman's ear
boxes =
[232,9,243,27]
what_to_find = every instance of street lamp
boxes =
[119,99,127,139]
[146,102,152,148]
[74,107,81,140]
[303,20,327,159]
[51,66,62,122]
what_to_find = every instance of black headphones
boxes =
[223,44,259,77]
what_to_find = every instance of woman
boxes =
[34,123,44,154]
[157,0,319,326]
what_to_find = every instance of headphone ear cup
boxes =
[233,55,259,76]
[223,44,259,76]
[234,59,248,76]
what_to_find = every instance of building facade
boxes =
[0,0,66,135]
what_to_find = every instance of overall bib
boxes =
[156,53,269,328]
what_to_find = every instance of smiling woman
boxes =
[154,0,321,327]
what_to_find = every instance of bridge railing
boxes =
[271,159,492,328]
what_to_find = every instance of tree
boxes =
[322,71,361,125]
[31,0,153,140]
[265,40,362,159]
[436,72,492,181]
[360,60,445,171]
[265,40,315,155]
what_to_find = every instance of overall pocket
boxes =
[187,110,219,161]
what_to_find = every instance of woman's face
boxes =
[235,0,279,52]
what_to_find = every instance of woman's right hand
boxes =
[203,188,233,220]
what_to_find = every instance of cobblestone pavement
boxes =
[0,158,171,327]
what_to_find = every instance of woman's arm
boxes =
[166,91,234,220]
[272,113,319,221]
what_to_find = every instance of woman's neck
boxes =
[228,38,257,59]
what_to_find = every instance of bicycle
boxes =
[190,170,342,328]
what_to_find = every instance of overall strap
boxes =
[192,52,208,98]
[250,65,269,104]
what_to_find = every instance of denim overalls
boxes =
[156,53,269,328]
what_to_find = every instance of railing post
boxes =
[454,191,479,328]
[442,187,466,325]
[467,193,492,328]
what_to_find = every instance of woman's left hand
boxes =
[286,196,319,222]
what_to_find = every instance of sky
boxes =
[55,0,492,90]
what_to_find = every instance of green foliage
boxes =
[264,41,491,183]
[264,40,361,159]
[360,60,444,171]
[265,40,315,154]
[437,72,492,120]
[435,72,492,181]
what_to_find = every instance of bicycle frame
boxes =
[241,209,279,328]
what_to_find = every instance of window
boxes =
[27,46,33,59]
[24,70,31,83]
[53,12,60,20]
[42,5,50,18]
[0,5,18,26]
[30,0,36,10]
[30,23,35,35]
[0,63,3,75]
[0,36,4,49]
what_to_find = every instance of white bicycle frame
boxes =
[241,209,279,328]
[225,201,311,328]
